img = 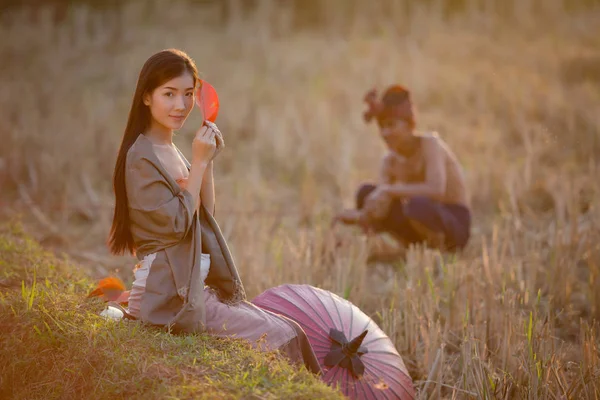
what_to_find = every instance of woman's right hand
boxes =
[192,124,217,165]
[204,121,224,161]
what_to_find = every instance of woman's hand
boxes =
[192,124,217,165]
[204,120,225,161]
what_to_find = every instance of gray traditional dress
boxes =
[124,133,321,374]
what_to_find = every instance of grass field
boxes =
[0,223,343,399]
[1,0,599,398]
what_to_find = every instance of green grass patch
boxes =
[0,223,343,400]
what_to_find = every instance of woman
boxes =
[107,48,321,375]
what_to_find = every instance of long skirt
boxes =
[204,287,322,375]
[127,254,322,375]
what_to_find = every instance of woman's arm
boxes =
[186,124,218,212]
[127,157,204,243]
[198,122,224,216]
[200,161,215,215]
[184,159,209,211]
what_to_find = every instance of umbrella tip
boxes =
[347,329,368,353]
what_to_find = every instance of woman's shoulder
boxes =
[126,134,155,168]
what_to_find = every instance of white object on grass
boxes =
[100,306,124,320]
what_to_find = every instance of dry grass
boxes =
[1,0,599,398]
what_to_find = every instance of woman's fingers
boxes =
[204,120,219,132]
[206,121,222,136]
[200,125,215,141]
[197,125,209,138]
[198,122,222,158]
[215,130,224,149]
[206,121,223,146]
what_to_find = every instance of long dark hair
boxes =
[108,49,200,255]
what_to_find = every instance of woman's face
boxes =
[144,72,195,132]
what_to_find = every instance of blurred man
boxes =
[334,85,472,253]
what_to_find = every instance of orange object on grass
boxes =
[88,276,130,304]
[196,80,220,122]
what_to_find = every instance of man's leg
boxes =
[402,197,471,251]
[355,185,425,246]
[382,197,425,245]
[355,183,377,209]
[350,183,407,261]
[398,197,444,248]
[354,183,397,234]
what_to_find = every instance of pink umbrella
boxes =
[253,284,415,399]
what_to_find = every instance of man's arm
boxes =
[378,153,396,184]
[385,138,447,200]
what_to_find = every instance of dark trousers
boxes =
[356,183,471,251]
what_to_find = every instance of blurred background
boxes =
[1,0,599,397]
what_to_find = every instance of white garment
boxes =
[199,253,211,284]
[127,252,211,319]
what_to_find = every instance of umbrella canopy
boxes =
[253,284,415,400]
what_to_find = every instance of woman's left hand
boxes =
[204,120,224,160]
